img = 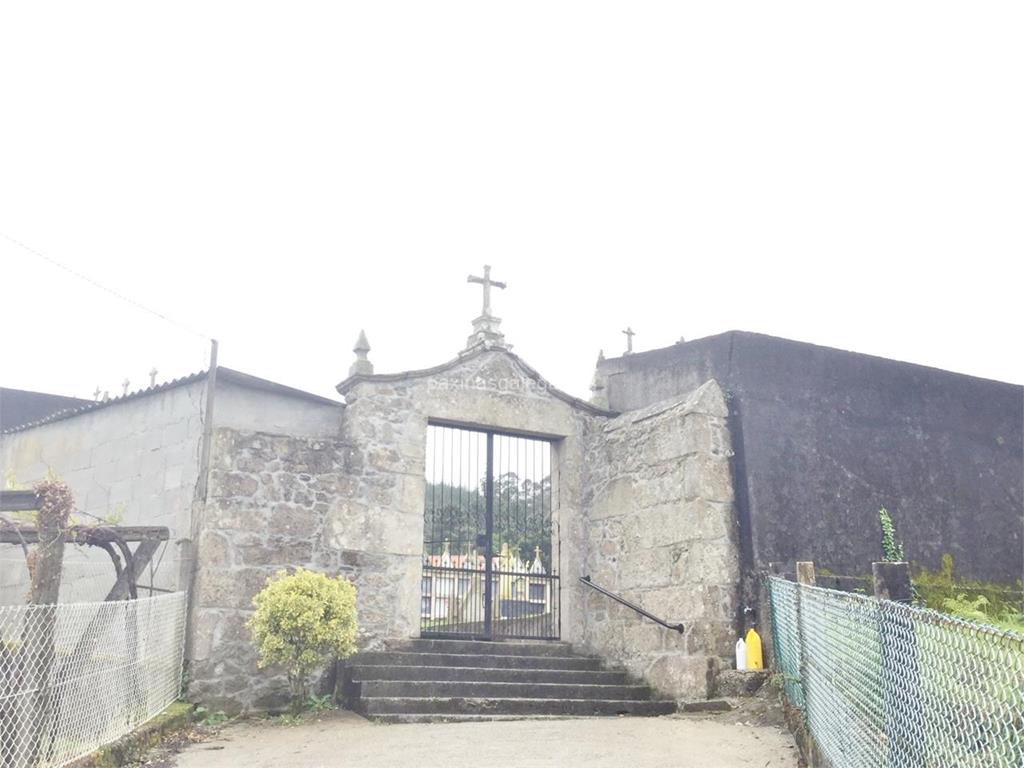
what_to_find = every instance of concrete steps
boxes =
[355,651,604,671]
[362,696,677,717]
[359,680,652,700]
[346,665,631,685]
[342,638,676,721]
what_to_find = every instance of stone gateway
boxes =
[2,269,1020,713]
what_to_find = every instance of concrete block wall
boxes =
[0,380,206,603]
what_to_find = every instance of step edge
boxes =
[357,696,676,704]
[356,681,651,690]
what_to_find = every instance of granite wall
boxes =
[581,380,740,700]
[338,348,599,647]
[189,428,422,710]
[190,348,604,709]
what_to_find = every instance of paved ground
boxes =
[169,711,799,768]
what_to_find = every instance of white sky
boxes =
[2,2,1021,404]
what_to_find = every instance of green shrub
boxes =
[940,593,1024,634]
[248,568,358,710]
[915,553,1024,629]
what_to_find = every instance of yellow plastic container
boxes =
[745,628,763,670]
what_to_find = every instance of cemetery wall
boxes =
[597,331,1024,590]
[581,380,741,700]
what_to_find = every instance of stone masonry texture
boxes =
[189,348,743,710]
[581,381,740,700]
[1,346,748,711]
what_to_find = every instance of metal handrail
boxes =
[579,575,685,633]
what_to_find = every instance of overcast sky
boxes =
[2,2,1021,406]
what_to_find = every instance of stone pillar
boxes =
[872,560,922,765]
[871,561,912,604]
[796,561,816,587]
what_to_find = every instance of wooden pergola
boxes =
[0,490,169,601]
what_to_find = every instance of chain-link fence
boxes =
[0,592,186,768]
[768,576,1024,768]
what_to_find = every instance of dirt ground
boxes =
[164,707,799,768]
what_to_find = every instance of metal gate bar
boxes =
[421,423,557,640]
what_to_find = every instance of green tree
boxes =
[423,472,553,567]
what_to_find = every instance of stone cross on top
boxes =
[467,264,506,318]
[465,264,510,352]
[622,327,635,355]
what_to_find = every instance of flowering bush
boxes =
[247,568,357,710]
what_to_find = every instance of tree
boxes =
[247,568,357,711]
[424,472,552,566]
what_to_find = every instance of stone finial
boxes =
[465,265,510,352]
[590,365,609,409]
[349,330,374,377]
[622,327,635,355]
[122,378,130,396]
[102,390,110,402]
[149,368,158,387]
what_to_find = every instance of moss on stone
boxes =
[79,700,193,768]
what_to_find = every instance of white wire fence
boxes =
[0,592,186,768]
[768,576,1024,768]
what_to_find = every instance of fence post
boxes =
[796,561,816,588]
[873,561,923,766]
[871,561,912,603]
[795,562,815,716]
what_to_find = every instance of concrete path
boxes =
[171,711,799,768]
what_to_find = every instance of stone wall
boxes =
[339,348,600,647]
[189,353,747,709]
[0,380,206,604]
[188,348,604,710]
[581,380,740,700]
[189,426,424,710]
[596,331,1024,586]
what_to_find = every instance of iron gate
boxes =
[421,423,559,640]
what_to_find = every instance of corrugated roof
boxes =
[0,388,92,432]
[1,367,343,435]
[1,371,208,434]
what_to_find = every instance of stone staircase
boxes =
[341,638,677,722]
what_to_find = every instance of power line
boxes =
[1,231,211,341]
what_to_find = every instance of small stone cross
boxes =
[93,387,101,401]
[149,368,158,387]
[467,265,507,318]
[622,327,635,355]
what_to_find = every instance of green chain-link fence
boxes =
[768,576,1024,767]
